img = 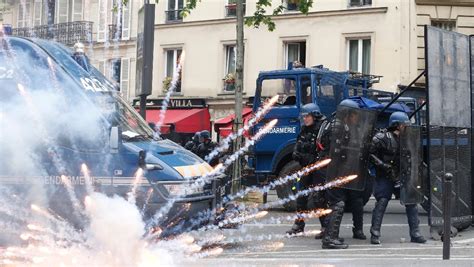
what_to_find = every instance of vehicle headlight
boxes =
[162,183,204,196]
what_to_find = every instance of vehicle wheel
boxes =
[275,161,301,212]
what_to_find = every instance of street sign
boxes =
[135,4,155,97]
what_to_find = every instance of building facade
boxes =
[414,0,474,83]
[2,0,473,132]
[151,0,416,121]
[1,0,143,102]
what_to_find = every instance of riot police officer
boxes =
[197,130,218,165]
[286,103,328,237]
[72,42,91,72]
[185,131,201,154]
[369,112,426,244]
[321,99,368,249]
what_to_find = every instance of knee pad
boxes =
[332,201,345,212]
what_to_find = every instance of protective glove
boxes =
[293,151,302,162]
[382,163,392,171]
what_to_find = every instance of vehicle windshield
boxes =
[36,40,156,141]
[93,92,157,141]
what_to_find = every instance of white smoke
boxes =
[0,38,182,265]
[0,36,229,266]
[85,193,146,264]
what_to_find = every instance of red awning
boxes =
[214,107,253,138]
[145,108,211,134]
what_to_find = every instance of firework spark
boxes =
[128,168,144,205]
[155,51,186,136]
[205,95,280,162]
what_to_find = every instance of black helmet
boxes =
[199,130,211,141]
[193,131,201,142]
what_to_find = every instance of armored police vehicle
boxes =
[244,66,413,210]
[0,37,222,236]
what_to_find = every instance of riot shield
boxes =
[399,126,424,205]
[326,106,377,191]
[425,26,473,229]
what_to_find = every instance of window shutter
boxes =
[18,1,31,28]
[120,58,130,99]
[98,60,106,75]
[72,0,83,21]
[56,0,69,23]
[33,0,43,26]
[121,2,131,40]
[17,4,24,27]
[97,0,107,42]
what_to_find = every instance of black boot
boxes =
[322,201,348,249]
[370,198,389,245]
[406,204,427,244]
[286,220,305,235]
[353,228,367,240]
[352,197,366,240]
[314,215,328,239]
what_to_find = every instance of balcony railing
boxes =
[11,21,93,46]
[108,24,122,41]
[166,9,183,22]
[349,0,372,7]
[225,3,246,17]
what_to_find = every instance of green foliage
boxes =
[120,0,313,31]
[244,0,313,31]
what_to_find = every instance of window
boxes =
[97,58,129,97]
[284,41,306,69]
[110,58,121,84]
[226,0,246,17]
[17,1,31,28]
[109,0,131,40]
[432,20,456,31]
[348,39,371,74]
[285,0,299,11]
[224,45,236,91]
[56,0,83,23]
[261,77,297,106]
[166,0,184,22]
[165,49,183,93]
[349,0,372,7]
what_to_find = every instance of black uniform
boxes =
[185,140,200,154]
[369,129,426,244]
[197,140,218,166]
[321,117,367,247]
[293,121,327,210]
[287,120,328,235]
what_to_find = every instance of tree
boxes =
[126,0,314,193]
[121,1,314,31]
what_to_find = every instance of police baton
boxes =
[442,172,453,260]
